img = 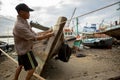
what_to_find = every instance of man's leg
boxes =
[13,65,23,80]
[25,51,38,80]
[25,68,35,80]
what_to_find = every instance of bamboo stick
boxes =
[0,48,45,80]
[0,48,18,64]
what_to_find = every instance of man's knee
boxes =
[27,68,35,75]
[26,69,36,80]
[17,65,23,70]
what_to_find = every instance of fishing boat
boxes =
[82,23,113,49]
[82,37,113,49]
[97,3,120,40]
[98,24,120,40]
[0,41,8,55]
[63,27,76,41]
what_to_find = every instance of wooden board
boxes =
[0,48,45,80]
[32,17,67,75]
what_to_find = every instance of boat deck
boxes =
[97,25,120,40]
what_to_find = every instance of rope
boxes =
[54,1,120,26]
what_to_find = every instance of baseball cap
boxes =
[15,3,34,13]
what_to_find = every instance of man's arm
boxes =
[14,25,37,41]
[36,32,54,40]
[37,29,53,36]
[14,25,54,41]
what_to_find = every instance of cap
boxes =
[15,3,34,13]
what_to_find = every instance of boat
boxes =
[97,24,120,40]
[82,37,113,49]
[97,4,120,40]
[63,27,76,41]
[82,23,113,49]
[0,41,8,55]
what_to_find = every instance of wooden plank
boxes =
[32,17,67,75]
[46,17,67,59]
[0,48,46,80]
[0,48,17,64]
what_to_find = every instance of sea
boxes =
[0,38,14,44]
[0,16,15,44]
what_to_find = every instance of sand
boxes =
[0,46,120,80]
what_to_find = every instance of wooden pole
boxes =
[0,48,18,63]
[30,21,49,31]
[67,8,76,27]
[0,48,45,80]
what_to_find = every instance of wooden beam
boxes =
[40,17,67,75]
[0,48,46,80]
[32,17,67,76]
[30,21,49,31]
[47,17,67,59]
[0,48,17,63]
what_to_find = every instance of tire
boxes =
[94,42,98,46]
[0,51,1,56]
[58,43,72,62]
[100,40,105,44]
[64,47,69,62]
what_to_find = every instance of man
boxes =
[13,3,54,80]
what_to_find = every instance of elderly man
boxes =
[13,3,54,80]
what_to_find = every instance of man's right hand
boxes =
[36,32,54,40]
[48,32,54,37]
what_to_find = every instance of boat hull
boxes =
[83,37,113,49]
[98,25,120,40]
[0,41,8,55]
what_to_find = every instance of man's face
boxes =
[19,10,30,19]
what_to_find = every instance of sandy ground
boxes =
[0,45,120,80]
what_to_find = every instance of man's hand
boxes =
[37,28,53,36]
[36,31,54,40]
[48,32,54,37]
[48,28,53,32]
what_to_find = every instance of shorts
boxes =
[18,51,38,71]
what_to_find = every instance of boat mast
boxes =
[67,8,76,27]
[76,17,79,36]
[117,2,120,24]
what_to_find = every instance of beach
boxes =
[0,45,120,80]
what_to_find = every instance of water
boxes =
[0,38,14,44]
[0,16,15,44]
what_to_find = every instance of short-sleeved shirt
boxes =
[13,15,37,55]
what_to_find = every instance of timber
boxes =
[30,21,49,31]
[0,48,46,80]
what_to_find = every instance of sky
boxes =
[0,0,120,30]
